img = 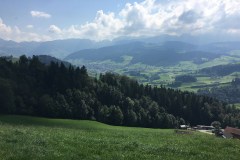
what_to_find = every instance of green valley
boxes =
[1,1,240,159]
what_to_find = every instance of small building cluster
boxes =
[179,124,240,140]
[223,127,240,139]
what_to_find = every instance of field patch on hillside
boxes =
[0,115,240,160]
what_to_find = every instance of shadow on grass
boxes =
[0,115,110,131]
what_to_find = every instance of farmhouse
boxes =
[180,125,189,129]
[223,127,240,139]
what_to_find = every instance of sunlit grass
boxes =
[234,103,240,109]
[0,115,240,160]
[199,56,240,69]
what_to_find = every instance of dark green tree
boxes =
[108,105,124,125]
[0,78,15,113]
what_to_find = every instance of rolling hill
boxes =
[1,37,239,63]
[1,38,240,93]
[0,38,111,59]
[36,55,72,67]
[0,39,35,57]
[200,41,240,54]
[29,39,107,59]
[65,41,220,66]
[63,40,240,92]
[199,63,240,77]
[0,115,240,160]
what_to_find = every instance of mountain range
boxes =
[0,37,240,67]
[0,38,110,59]
[1,36,240,102]
[65,41,240,66]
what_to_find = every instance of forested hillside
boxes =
[65,41,219,66]
[0,56,239,128]
[198,78,240,104]
[199,63,240,76]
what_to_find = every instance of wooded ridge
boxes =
[0,55,239,128]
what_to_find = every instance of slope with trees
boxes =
[65,41,219,66]
[199,63,240,77]
[0,55,239,128]
[198,78,240,104]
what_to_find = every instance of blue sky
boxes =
[0,0,240,42]
[0,0,140,28]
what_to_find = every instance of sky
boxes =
[0,0,240,42]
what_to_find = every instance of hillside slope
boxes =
[1,56,239,128]
[65,41,219,66]
[199,63,240,76]
[0,115,240,160]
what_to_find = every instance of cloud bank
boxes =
[0,18,50,42]
[1,0,240,42]
[49,0,240,41]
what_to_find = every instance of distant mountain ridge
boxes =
[65,41,227,66]
[199,63,240,76]
[1,37,240,66]
[0,38,111,59]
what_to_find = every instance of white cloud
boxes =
[13,31,51,42]
[0,18,12,38]
[26,25,34,29]
[49,10,124,41]
[31,11,51,18]
[0,18,51,42]
[75,10,124,40]
[49,25,62,34]
[51,0,240,41]
[2,0,240,42]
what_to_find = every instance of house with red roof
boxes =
[223,126,240,139]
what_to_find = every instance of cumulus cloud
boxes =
[1,0,240,42]
[50,0,240,41]
[0,18,51,42]
[49,10,124,41]
[13,31,51,42]
[0,18,12,37]
[49,25,62,34]
[75,10,124,40]
[31,11,51,18]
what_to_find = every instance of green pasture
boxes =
[0,115,240,160]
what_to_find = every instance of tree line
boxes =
[169,75,197,87]
[0,55,240,128]
[198,78,240,104]
[199,63,240,77]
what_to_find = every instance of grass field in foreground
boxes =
[0,115,240,160]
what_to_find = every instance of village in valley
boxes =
[178,123,240,139]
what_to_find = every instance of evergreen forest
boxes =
[1,55,240,128]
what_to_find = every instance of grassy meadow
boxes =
[234,103,240,109]
[0,115,240,160]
